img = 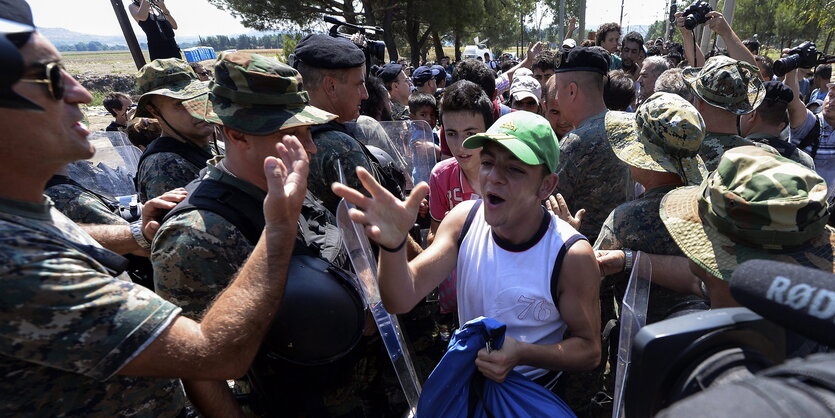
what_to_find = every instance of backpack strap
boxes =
[456,199,483,249]
[797,115,823,159]
[163,177,265,245]
[138,136,212,172]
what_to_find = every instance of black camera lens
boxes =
[773,54,800,78]
[684,15,700,30]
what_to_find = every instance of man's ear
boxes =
[322,75,337,98]
[539,172,559,199]
[223,126,250,150]
[568,81,579,100]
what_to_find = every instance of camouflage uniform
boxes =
[391,100,410,121]
[137,149,207,203]
[133,58,214,203]
[309,121,376,214]
[45,179,127,226]
[698,132,762,172]
[0,196,184,417]
[746,133,815,170]
[555,110,630,245]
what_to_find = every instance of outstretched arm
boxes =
[705,11,756,66]
[128,0,150,22]
[676,12,705,67]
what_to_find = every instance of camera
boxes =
[773,41,835,77]
[682,0,713,30]
[324,16,387,73]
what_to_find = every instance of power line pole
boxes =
[620,0,625,27]
[559,0,566,42]
[715,0,736,49]
[110,0,145,70]
[699,0,719,54]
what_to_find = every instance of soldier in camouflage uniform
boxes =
[134,58,215,203]
[551,47,630,416]
[45,170,129,225]
[683,55,778,171]
[0,6,310,415]
[660,145,835,307]
[160,51,398,416]
[292,34,378,214]
[595,92,710,324]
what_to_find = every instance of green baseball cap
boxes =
[134,58,210,118]
[682,55,765,115]
[606,92,708,186]
[462,111,560,173]
[182,51,336,135]
[660,146,835,281]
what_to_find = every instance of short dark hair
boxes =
[499,60,517,73]
[646,46,661,57]
[755,55,775,79]
[103,92,130,116]
[440,80,494,131]
[360,76,391,121]
[409,93,437,111]
[816,65,832,80]
[596,22,621,45]
[295,61,348,91]
[743,39,761,54]
[452,59,497,98]
[532,50,556,73]
[756,99,790,126]
[127,117,161,149]
[603,69,635,111]
[623,31,644,49]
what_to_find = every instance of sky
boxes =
[26,0,670,38]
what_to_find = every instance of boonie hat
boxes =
[606,92,708,185]
[463,111,560,173]
[660,146,835,281]
[682,55,765,115]
[510,75,542,105]
[183,51,336,136]
[135,58,210,118]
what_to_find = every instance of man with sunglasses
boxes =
[134,58,215,203]
[0,1,310,416]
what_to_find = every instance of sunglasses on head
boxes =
[19,62,65,100]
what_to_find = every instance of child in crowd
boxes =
[102,92,134,132]
[428,80,494,313]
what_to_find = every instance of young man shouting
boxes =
[333,111,601,390]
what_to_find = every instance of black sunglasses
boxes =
[19,62,65,100]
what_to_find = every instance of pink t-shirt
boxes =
[429,158,480,222]
[428,158,479,313]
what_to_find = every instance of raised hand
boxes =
[332,167,429,249]
[546,194,585,231]
[705,11,731,37]
[263,136,309,229]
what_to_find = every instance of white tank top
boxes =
[456,201,586,379]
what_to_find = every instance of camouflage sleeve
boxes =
[554,133,582,203]
[593,210,622,251]
[151,210,254,319]
[0,228,180,381]
[45,185,128,226]
[308,130,374,213]
[137,152,202,203]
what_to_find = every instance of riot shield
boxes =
[67,131,141,202]
[613,251,652,418]
[336,197,422,415]
[347,118,437,190]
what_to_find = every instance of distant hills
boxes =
[39,27,282,48]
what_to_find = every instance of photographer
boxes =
[676,8,756,68]
[129,0,181,60]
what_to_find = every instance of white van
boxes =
[463,44,492,61]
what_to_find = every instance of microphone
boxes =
[731,260,835,347]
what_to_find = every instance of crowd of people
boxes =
[2,0,835,416]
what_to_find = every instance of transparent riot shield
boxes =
[347,118,437,190]
[67,131,142,205]
[613,251,652,418]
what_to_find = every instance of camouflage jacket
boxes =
[152,158,258,318]
[746,133,815,170]
[309,121,375,214]
[594,185,703,323]
[137,141,210,203]
[45,179,127,226]
[699,132,778,172]
[391,100,410,121]
[556,110,631,244]
[0,196,184,417]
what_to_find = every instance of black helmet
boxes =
[262,255,366,365]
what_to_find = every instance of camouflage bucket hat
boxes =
[510,75,542,105]
[606,92,708,186]
[134,58,210,118]
[682,55,765,115]
[660,146,835,281]
[183,51,336,135]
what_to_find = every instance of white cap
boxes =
[509,75,542,105]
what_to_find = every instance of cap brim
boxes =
[660,184,835,281]
[463,133,544,166]
[511,91,539,105]
[606,112,707,186]
[134,80,210,118]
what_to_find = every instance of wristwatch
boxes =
[623,248,635,272]
[130,220,152,252]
